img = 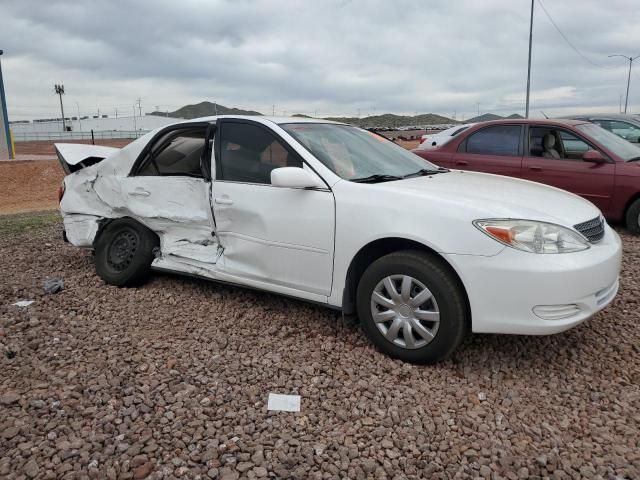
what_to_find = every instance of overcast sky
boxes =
[1,0,639,121]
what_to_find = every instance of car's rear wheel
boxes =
[625,198,640,235]
[94,218,159,287]
[356,250,468,364]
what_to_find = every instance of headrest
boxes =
[543,134,556,149]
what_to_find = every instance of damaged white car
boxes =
[57,116,622,363]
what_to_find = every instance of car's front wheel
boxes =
[94,218,159,287]
[626,198,640,235]
[356,250,468,364]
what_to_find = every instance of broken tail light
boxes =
[58,182,65,203]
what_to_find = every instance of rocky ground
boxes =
[0,216,639,479]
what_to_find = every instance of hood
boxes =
[376,170,600,227]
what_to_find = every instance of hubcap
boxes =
[370,275,440,350]
[107,230,138,272]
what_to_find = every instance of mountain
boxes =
[466,113,524,123]
[149,101,472,127]
[324,113,456,128]
[149,101,262,119]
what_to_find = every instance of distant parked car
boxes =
[417,124,476,150]
[564,114,640,144]
[413,119,640,233]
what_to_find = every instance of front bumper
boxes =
[445,226,622,335]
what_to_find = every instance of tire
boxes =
[94,218,159,287]
[356,250,468,364]
[625,198,640,235]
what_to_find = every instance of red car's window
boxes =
[463,126,521,156]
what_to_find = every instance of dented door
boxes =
[212,119,335,297]
[116,123,219,265]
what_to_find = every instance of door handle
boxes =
[215,197,233,205]
[130,189,150,197]
[529,166,543,172]
[455,160,469,166]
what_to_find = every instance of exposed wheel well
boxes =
[341,237,470,318]
[92,216,159,249]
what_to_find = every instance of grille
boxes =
[574,216,605,243]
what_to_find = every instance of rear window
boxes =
[464,125,521,156]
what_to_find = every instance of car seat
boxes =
[542,134,560,159]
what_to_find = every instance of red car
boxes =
[413,119,640,233]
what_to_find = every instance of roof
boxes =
[472,118,588,127]
[178,115,344,126]
[562,113,640,121]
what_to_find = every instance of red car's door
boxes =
[450,124,524,176]
[522,126,615,214]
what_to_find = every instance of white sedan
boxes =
[417,123,476,150]
[56,116,621,363]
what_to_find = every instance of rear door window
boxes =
[463,125,521,156]
[138,127,207,177]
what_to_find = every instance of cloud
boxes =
[1,0,639,121]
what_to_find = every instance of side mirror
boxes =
[582,150,607,163]
[271,167,324,189]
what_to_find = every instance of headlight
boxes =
[473,219,590,254]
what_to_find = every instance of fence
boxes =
[12,130,149,142]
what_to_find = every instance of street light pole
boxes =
[0,49,14,159]
[609,54,640,114]
[525,0,534,118]
[54,84,66,131]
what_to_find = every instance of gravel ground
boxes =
[1,217,639,480]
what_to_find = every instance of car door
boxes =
[211,119,335,299]
[450,124,524,176]
[522,125,615,213]
[118,123,219,264]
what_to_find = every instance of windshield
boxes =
[281,123,439,180]
[576,123,640,161]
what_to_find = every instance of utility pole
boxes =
[136,98,142,116]
[133,105,137,132]
[525,0,534,118]
[214,102,218,116]
[620,94,623,113]
[0,50,14,159]
[476,102,481,117]
[54,84,66,131]
[115,107,118,118]
[272,105,275,116]
[608,54,639,114]
[75,102,82,132]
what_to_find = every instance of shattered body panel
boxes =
[58,132,220,269]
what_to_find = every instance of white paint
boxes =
[54,143,119,166]
[58,115,622,337]
[13,300,34,307]
[415,123,477,150]
[271,167,325,189]
[267,393,301,412]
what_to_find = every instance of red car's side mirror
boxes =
[582,150,607,163]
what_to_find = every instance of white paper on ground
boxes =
[13,300,34,307]
[267,393,301,412]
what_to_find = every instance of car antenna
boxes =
[540,111,549,119]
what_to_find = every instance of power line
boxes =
[536,0,617,71]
